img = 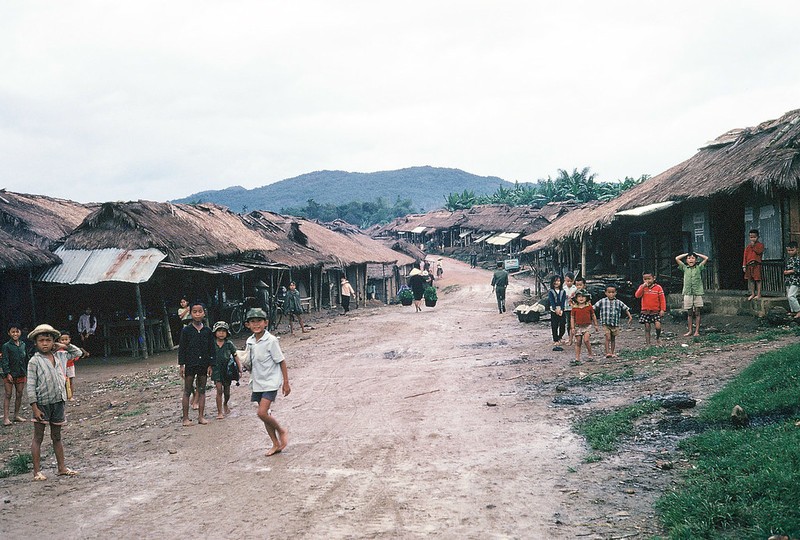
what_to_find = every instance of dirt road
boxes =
[1,258,784,538]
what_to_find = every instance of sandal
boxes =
[57,468,78,477]
[33,472,47,481]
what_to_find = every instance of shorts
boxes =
[639,311,662,324]
[34,401,66,425]
[574,324,592,336]
[65,365,76,378]
[184,364,210,377]
[683,295,704,310]
[4,376,26,385]
[603,325,620,337]
[744,263,762,281]
[251,390,278,403]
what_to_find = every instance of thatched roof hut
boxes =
[244,210,329,268]
[0,189,93,249]
[525,108,800,249]
[0,229,61,271]
[63,201,279,264]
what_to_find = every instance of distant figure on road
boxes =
[408,268,427,313]
[491,261,509,314]
[340,277,355,314]
[469,249,478,268]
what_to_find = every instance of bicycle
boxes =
[220,300,246,335]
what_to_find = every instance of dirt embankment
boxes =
[0,258,780,539]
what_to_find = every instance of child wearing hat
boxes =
[211,321,241,420]
[26,324,83,480]
[244,308,290,456]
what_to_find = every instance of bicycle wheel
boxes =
[229,305,244,335]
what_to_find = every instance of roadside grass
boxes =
[119,406,148,418]
[573,367,637,386]
[695,325,800,348]
[575,400,661,452]
[0,453,32,478]
[655,342,800,539]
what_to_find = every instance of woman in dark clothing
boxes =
[408,268,427,312]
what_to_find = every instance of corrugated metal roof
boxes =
[486,232,520,246]
[37,248,166,284]
[615,201,677,217]
[202,263,252,275]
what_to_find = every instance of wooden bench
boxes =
[300,297,312,312]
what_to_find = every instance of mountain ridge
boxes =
[172,166,517,213]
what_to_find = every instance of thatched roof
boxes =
[62,201,278,264]
[0,190,93,249]
[384,239,426,262]
[0,229,61,271]
[524,108,800,249]
[322,220,415,266]
[244,211,329,268]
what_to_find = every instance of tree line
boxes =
[280,197,416,228]
[443,168,648,210]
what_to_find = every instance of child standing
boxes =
[548,275,567,351]
[784,241,800,319]
[57,331,87,401]
[742,229,765,300]
[244,308,290,456]
[178,302,215,426]
[26,324,81,480]
[593,285,632,358]
[570,290,598,361]
[211,321,241,420]
[283,282,309,334]
[634,272,667,346]
[676,252,709,336]
[2,324,28,425]
[563,273,577,346]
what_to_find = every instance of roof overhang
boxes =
[615,201,677,217]
[410,226,427,234]
[486,232,521,246]
[37,248,167,285]
[474,234,492,243]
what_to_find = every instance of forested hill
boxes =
[172,166,515,213]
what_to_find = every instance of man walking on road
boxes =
[491,261,509,314]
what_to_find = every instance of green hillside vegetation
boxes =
[173,166,514,213]
[281,197,415,228]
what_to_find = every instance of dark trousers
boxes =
[550,311,565,342]
[342,295,351,313]
[495,287,506,313]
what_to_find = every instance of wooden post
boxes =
[581,237,588,280]
[135,283,148,359]
[28,269,37,323]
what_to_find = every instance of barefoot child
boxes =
[245,308,290,456]
[784,242,800,319]
[634,272,667,346]
[593,285,632,358]
[743,229,765,301]
[563,273,577,346]
[57,331,88,401]
[2,324,28,425]
[548,275,567,351]
[26,324,81,480]
[211,321,241,419]
[283,282,309,334]
[570,290,598,361]
[178,302,215,426]
[675,252,709,337]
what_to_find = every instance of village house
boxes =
[0,190,92,331]
[523,108,800,315]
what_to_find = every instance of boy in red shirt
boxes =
[742,229,765,300]
[635,272,667,346]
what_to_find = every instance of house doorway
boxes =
[711,195,745,290]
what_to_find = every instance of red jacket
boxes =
[635,283,666,312]
[743,242,764,266]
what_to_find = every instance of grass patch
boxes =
[575,367,637,385]
[699,342,800,421]
[0,453,32,478]
[619,345,681,361]
[656,341,800,538]
[575,400,661,452]
[119,406,148,418]
[697,326,799,348]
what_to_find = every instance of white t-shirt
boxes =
[563,284,578,311]
[246,332,285,392]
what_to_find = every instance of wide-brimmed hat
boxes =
[245,308,268,321]
[28,324,61,341]
[340,277,348,282]
[409,268,422,276]
[212,321,230,334]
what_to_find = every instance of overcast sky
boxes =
[1,1,799,204]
